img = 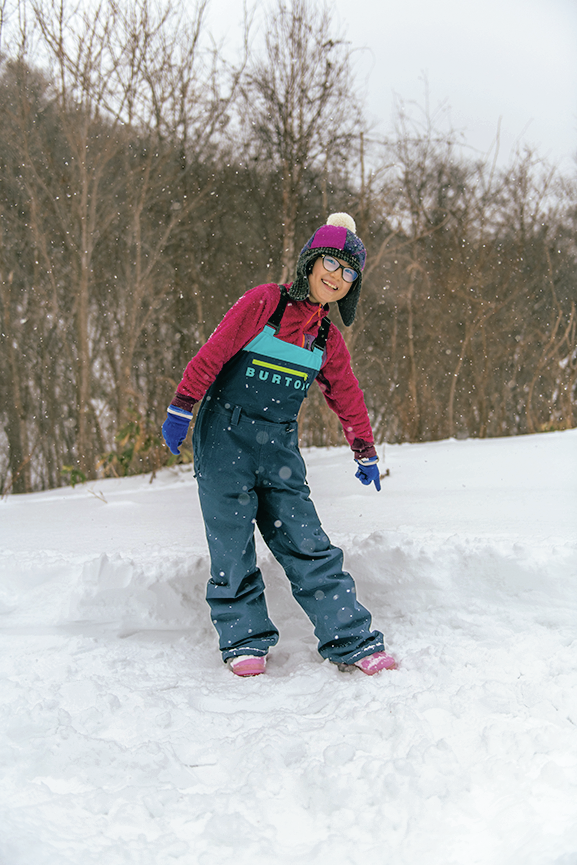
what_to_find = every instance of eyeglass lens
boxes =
[322,255,358,283]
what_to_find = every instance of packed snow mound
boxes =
[0,430,576,865]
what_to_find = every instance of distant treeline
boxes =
[1,0,575,493]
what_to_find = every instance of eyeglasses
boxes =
[322,255,358,284]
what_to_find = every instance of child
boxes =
[162,213,396,677]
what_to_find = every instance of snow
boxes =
[1,430,576,865]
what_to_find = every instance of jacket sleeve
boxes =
[316,324,378,461]
[174,284,281,404]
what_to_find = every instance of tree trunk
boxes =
[0,271,31,492]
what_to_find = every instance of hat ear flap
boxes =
[337,278,362,326]
[288,250,318,301]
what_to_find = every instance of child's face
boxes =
[307,256,355,305]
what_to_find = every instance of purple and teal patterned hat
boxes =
[289,212,367,326]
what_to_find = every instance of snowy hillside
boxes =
[1,430,576,865]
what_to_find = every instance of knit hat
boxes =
[289,212,367,326]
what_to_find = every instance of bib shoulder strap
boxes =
[266,285,290,333]
[313,316,331,352]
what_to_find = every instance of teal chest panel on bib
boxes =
[201,289,330,423]
[244,325,325,371]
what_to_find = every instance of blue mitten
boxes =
[162,407,193,455]
[355,460,381,492]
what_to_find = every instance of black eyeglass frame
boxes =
[321,254,358,284]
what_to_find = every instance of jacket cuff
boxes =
[171,391,197,413]
[352,438,378,463]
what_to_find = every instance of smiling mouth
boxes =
[321,278,339,291]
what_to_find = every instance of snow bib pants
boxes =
[193,288,384,663]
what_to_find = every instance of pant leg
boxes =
[194,409,279,660]
[256,425,385,664]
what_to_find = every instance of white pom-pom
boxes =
[326,212,356,234]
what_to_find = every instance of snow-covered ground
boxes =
[1,430,576,865]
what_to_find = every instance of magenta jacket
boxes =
[173,283,377,461]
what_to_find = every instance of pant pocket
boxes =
[192,408,214,477]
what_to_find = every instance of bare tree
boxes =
[241,0,361,282]
[16,0,242,474]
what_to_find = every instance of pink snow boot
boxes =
[228,655,267,677]
[354,651,397,675]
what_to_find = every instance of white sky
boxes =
[202,0,577,171]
